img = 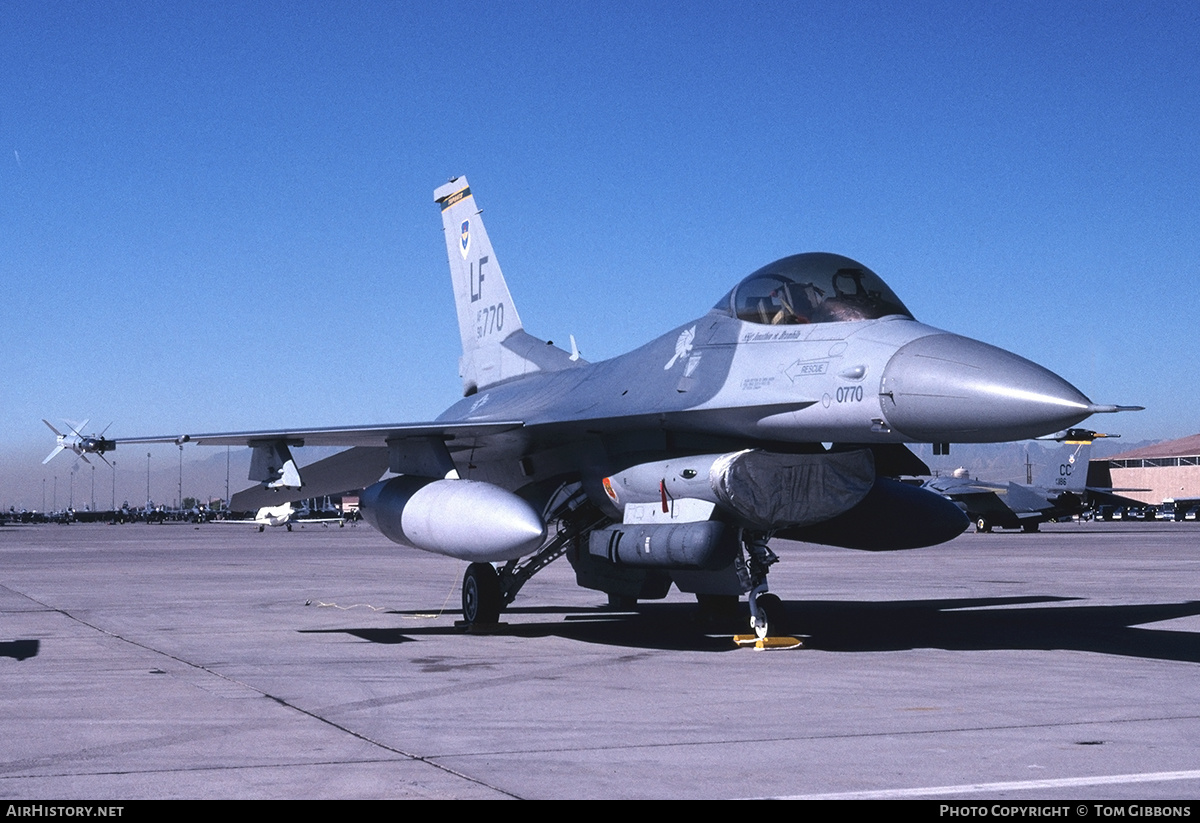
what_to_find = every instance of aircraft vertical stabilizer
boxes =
[435,176,577,396]
[1030,430,1094,495]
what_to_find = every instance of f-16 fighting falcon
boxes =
[50,177,1140,639]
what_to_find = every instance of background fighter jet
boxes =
[56,177,1140,638]
[923,429,1115,533]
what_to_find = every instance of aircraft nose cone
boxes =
[879,333,1094,442]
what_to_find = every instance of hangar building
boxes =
[1095,433,1200,507]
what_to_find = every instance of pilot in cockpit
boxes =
[769,282,825,325]
[723,253,914,327]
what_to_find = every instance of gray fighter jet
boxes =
[923,429,1114,533]
[56,177,1140,637]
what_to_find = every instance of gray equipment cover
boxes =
[710,449,875,530]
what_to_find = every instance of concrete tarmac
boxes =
[3,520,1200,799]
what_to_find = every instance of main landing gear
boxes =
[462,562,502,625]
[458,494,608,629]
[456,502,799,650]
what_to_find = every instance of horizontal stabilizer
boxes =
[1005,481,1054,513]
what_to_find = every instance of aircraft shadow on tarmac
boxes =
[298,597,1200,661]
[0,639,40,661]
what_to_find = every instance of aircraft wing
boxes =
[90,401,822,460]
[925,477,1008,496]
[108,421,525,449]
[943,489,1010,511]
[99,421,526,506]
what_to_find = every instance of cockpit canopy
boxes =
[715,252,913,325]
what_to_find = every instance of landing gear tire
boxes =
[462,562,502,626]
[975,517,992,533]
[1022,522,1040,533]
[752,593,783,639]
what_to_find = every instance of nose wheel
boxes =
[737,588,800,649]
[750,591,783,639]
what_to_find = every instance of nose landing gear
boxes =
[735,530,802,650]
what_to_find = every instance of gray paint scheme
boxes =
[61,177,1140,579]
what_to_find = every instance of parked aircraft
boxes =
[923,429,1115,532]
[51,177,1140,637]
[224,503,345,531]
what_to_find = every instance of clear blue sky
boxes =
[3,2,1198,508]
